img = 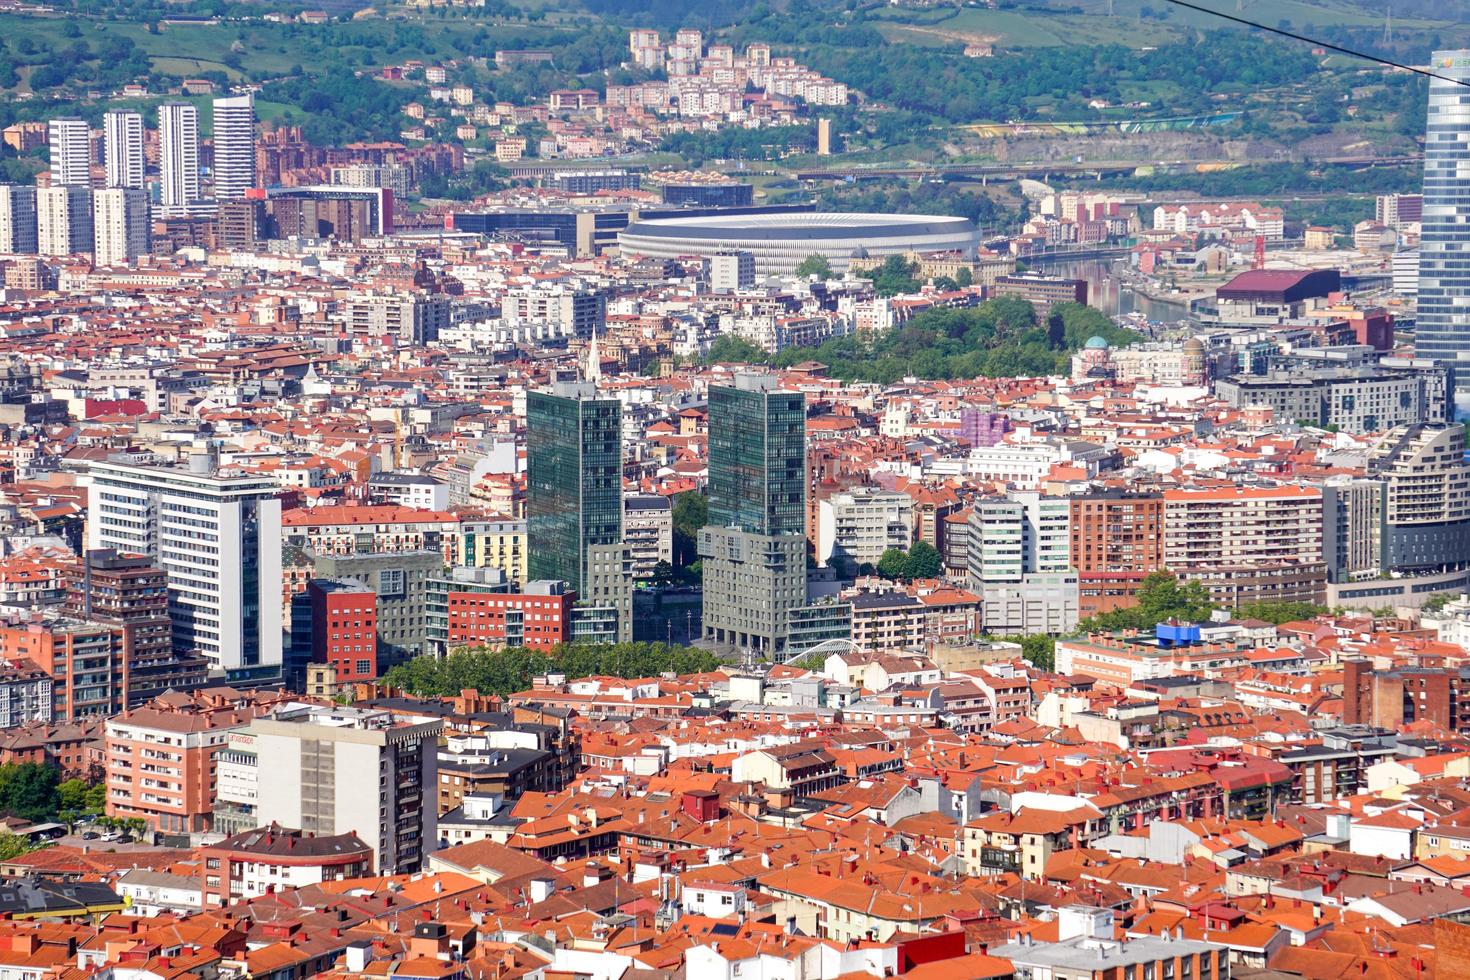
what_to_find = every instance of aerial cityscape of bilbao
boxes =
[0,0,1466,976]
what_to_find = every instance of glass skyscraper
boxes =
[1418,51,1470,415]
[707,375,807,535]
[526,382,623,597]
[701,374,810,657]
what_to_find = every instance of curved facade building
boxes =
[618,212,978,275]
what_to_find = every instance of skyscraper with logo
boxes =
[158,103,202,217]
[212,93,257,202]
[102,110,145,190]
[1417,51,1470,415]
[700,373,809,658]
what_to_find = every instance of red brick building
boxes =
[446,585,573,651]
[308,579,378,685]
[1068,491,1165,617]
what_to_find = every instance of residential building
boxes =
[0,185,37,255]
[92,187,150,267]
[0,617,125,719]
[47,118,90,188]
[817,487,915,572]
[102,110,145,190]
[36,186,93,257]
[444,579,573,651]
[1068,490,1164,617]
[245,704,442,874]
[212,94,257,201]
[622,494,672,580]
[198,825,373,908]
[158,103,202,217]
[1161,485,1326,607]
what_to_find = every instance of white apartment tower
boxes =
[212,93,257,202]
[103,110,145,190]
[159,103,202,217]
[86,455,283,679]
[245,705,442,874]
[47,117,91,187]
[0,186,38,255]
[36,185,94,257]
[92,187,151,266]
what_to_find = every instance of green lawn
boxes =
[869,0,1460,48]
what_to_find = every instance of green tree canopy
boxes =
[704,335,769,365]
[383,642,723,698]
[795,254,832,278]
[876,547,908,580]
[904,540,942,580]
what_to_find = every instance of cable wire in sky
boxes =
[1159,0,1470,88]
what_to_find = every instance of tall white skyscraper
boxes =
[35,185,93,257]
[92,187,150,266]
[0,186,38,255]
[86,455,283,678]
[47,117,91,188]
[1418,51,1470,416]
[212,93,257,202]
[102,110,145,190]
[159,102,201,217]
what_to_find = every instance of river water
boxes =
[1043,258,1193,323]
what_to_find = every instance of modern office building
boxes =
[212,93,257,202]
[700,374,809,657]
[312,550,440,672]
[47,117,90,187]
[245,704,442,874]
[36,185,93,257]
[86,454,283,682]
[1214,362,1449,434]
[92,187,151,267]
[966,492,1079,635]
[158,103,202,217]
[102,110,145,190]
[1416,50,1470,415]
[0,185,37,255]
[526,382,623,597]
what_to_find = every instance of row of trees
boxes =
[383,641,724,698]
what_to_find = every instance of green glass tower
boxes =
[708,375,807,534]
[527,382,623,597]
[701,374,810,657]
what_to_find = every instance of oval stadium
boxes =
[617,212,979,275]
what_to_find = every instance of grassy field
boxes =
[868,0,1458,49]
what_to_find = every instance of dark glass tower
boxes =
[708,376,807,535]
[527,382,623,597]
[701,374,809,657]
